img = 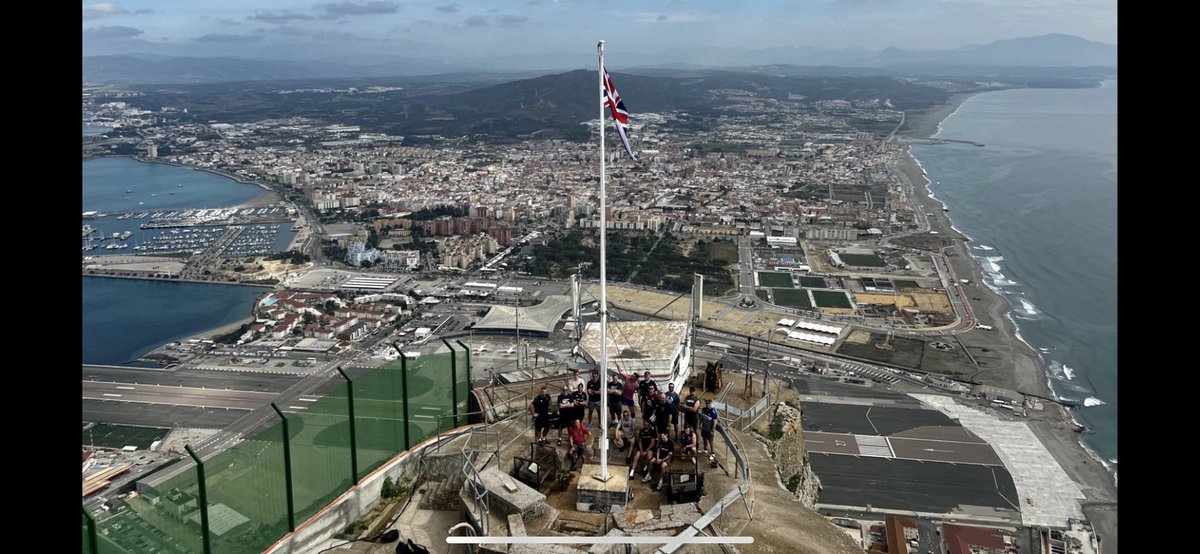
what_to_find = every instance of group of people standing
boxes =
[528,368,721,487]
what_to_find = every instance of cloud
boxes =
[83,25,144,39]
[83,3,126,19]
[623,11,715,23]
[262,25,371,42]
[464,15,487,27]
[216,17,240,26]
[132,8,154,14]
[249,11,314,23]
[499,14,529,26]
[191,33,264,43]
[319,1,399,18]
[435,4,460,13]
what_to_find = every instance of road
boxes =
[737,236,756,300]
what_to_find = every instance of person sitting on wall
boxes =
[679,425,697,457]
[643,431,675,491]
[614,408,636,451]
[628,422,657,477]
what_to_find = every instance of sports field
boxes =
[755,289,771,302]
[799,276,827,288]
[812,290,853,309]
[772,288,812,308]
[757,271,794,288]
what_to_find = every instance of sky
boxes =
[82,0,1118,64]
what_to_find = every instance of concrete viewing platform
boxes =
[356,367,862,554]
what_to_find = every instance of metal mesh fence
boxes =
[83,343,470,553]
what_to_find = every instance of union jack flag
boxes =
[602,68,638,162]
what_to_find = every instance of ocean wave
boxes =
[972,244,995,251]
[1016,298,1039,317]
[1077,437,1119,486]
[1061,365,1075,380]
[1083,397,1105,407]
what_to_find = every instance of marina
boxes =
[131,227,225,254]
[129,206,289,228]
[221,224,287,257]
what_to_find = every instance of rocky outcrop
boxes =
[767,402,821,508]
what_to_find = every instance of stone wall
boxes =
[767,402,821,508]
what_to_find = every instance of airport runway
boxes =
[83,380,277,411]
[83,365,301,393]
[805,430,1002,466]
[799,403,957,436]
[83,399,246,428]
[809,453,1020,514]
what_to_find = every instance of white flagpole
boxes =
[597,40,610,481]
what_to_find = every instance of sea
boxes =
[82,277,266,366]
[910,80,1118,475]
[82,157,287,365]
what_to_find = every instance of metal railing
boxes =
[657,419,755,554]
[713,391,771,432]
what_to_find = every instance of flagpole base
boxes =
[577,464,629,512]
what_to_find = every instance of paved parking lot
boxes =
[911,394,1086,527]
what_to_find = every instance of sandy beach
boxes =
[899,91,1119,551]
[183,317,255,343]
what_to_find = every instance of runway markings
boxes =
[103,393,122,397]
[116,386,135,390]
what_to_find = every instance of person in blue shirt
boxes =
[664,382,681,438]
[699,398,719,454]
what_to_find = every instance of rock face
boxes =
[768,403,821,507]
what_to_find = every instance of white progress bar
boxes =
[447,536,754,545]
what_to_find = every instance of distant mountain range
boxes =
[124,68,959,142]
[871,34,1116,68]
[84,34,1116,85]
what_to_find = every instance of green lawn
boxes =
[757,271,795,288]
[772,288,812,308]
[755,289,771,302]
[799,276,827,288]
[812,290,853,309]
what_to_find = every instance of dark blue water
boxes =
[82,158,294,256]
[911,81,1117,473]
[83,123,111,137]
[83,277,266,365]
[82,158,284,365]
[83,157,265,213]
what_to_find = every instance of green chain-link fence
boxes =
[85,342,470,553]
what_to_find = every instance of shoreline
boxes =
[85,154,283,209]
[900,91,1118,549]
[82,273,275,288]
